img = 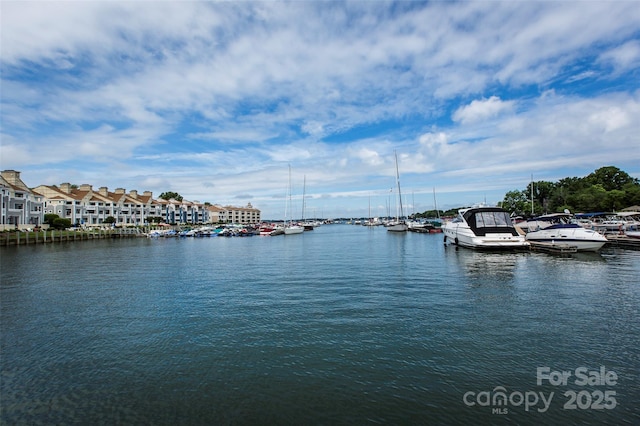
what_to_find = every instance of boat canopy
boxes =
[462,208,518,236]
[575,212,610,219]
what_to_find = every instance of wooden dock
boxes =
[1,228,142,246]
[528,241,578,254]
[605,235,640,250]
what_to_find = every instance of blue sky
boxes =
[1,1,639,220]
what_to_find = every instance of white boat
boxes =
[284,165,303,236]
[525,223,608,251]
[387,151,408,233]
[284,224,304,234]
[518,213,608,251]
[443,206,528,249]
[577,211,640,235]
[625,224,640,239]
[516,213,572,233]
[269,226,285,236]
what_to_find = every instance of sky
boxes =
[1,1,639,220]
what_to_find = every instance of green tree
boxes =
[604,189,626,211]
[500,190,529,215]
[52,218,72,230]
[586,166,638,191]
[44,214,60,226]
[502,166,640,213]
[159,192,183,201]
[531,181,555,213]
[104,216,116,224]
[574,184,607,212]
[622,183,640,207]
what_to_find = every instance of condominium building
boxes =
[156,198,210,225]
[206,203,261,224]
[0,170,44,230]
[221,203,261,224]
[32,183,163,226]
[2,170,260,228]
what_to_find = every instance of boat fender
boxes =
[454,237,459,245]
[443,235,447,243]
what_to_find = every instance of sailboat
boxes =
[387,151,408,232]
[301,175,313,231]
[284,165,304,235]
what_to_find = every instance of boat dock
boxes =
[605,235,640,250]
[1,228,142,246]
[528,241,578,255]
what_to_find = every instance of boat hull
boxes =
[442,227,529,250]
[626,231,640,239]
[443,223,528,250]
[284,226,304,235]
[387,223,408,232]
[525,226,608,252]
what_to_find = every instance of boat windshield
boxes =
[474,211,512,228]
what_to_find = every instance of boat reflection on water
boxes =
[446,246,524,281]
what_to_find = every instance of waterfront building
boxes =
[157,198,209,225]
[0,170,44,230]
[32,183,162,227]
[219,203,261,224]
[207,204,227,223]
[205,203,260,224]
[3,171,258,228]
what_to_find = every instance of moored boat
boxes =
[517,213,608,251]
[525,224,608,251]
[443,206,528,249]
[284,224,304,235]
[387,151,408,233]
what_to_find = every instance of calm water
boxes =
[1,225,639,425]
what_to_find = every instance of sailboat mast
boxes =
[288,165,292,225]
[531,174,534,215]
[395,151,404,219]
[302,175,306,222]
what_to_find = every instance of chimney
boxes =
[143,191,153,198]
[99,187,109,197]
[79,184,93,191]
[129,190,138,199]
[1,170,21,185]
[114,188,125,194]
[60,183,72,193]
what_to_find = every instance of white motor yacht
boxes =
[443,206,528,249]
[517,213,608,251]
[525,223,608,251]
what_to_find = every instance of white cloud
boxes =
[452,96,515,125]
[2,1,639,218]
[598,40,640,74]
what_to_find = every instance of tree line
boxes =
[499,166,640,216]
[411,166,639,219]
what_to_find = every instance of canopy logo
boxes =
[463,366,618,415]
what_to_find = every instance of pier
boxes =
[528,241,578,255]
[1,228,142,246]
[605,235,640,250]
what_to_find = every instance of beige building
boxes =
[215,203,261,224]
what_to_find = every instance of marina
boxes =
[2,224,639,425]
